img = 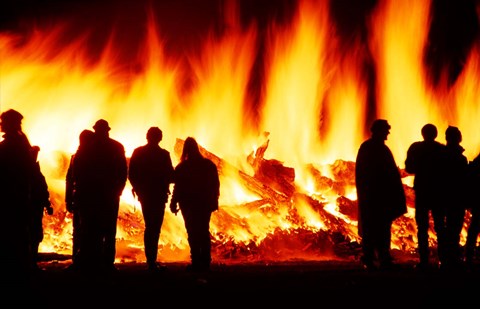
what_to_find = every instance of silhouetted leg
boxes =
[72,210,81,267]
[415,202,430,266]
[80,205,104,272]
[198,211,212,270]
[31,241,40,270]
[465,207,480,264]
[140,199,164,268]
[182,207,210,271]
[103,200,119,270]
[189,222,202,269]
[182,209,198,269]
[378,219,393,268]
[431,205,448,266]
[360,218,376,270]
[446,206,466,266]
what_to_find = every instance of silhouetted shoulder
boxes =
[110,138,125,151]
[204,158,217,169]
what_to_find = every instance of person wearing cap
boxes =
[169,137,220,272]
[0,109,45,277]
[405,123,448,270]
[72,119,127,273]
[355,119,407,271]
[128,127,174,272]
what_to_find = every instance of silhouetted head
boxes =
[146,127,162,144]
[0,109,24,133]
[93,119,110,138]
[79,129,94,145]
[370,119,391,133]
[181,137,203,162]
[421,123,438,141]
[93,119,110,132]
[370,119,391,140]
[445,126,462,145]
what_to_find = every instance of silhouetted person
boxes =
[129,127,174,272]
[170,137,220,272]
[65,129,95,270]
[465,153,480,267]
[72,119,127,273]
[443,126,468,270]
[355,119,407,271]
[405,123,447,269]
[29,145,53,271]
[0,109,38,281]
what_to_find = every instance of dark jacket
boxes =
[128,144,174,203]
[73,136,127,200]
[356,138,407,236]
[171,157,220,212]
[405,140,446,194]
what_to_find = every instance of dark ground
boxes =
[4,256,480,308]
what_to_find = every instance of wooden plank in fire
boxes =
[173,138,289,203]
[295,192,359,242]
[247,138,296,198]
[253,159,296,197]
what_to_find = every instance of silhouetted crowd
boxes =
[1,109,479,280]
[0,109,219,279]
[356,119,480,271]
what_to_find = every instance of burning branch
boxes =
[247,134,296,198]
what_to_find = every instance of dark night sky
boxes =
[2,0,477,41]
[0,1,296,64]
[1,0,479,88]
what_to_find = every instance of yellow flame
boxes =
[1,0,477,263]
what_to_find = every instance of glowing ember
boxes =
[0,0,478,264]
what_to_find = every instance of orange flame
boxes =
[0,0,477,263]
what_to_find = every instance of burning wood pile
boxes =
[5,0,476,266]
[169,137,421,263]
[38,135,445,265]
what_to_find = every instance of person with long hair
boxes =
[170,137,220,272]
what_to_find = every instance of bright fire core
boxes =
[1,0,479,264]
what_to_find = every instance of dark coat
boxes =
[171,157,220,213]
[73,135,127,202]
[30,161,51,243]
[0,132,37,270]
[355,138,407,237]
[444,144,469,206]
[128,144,174,203]
[405,140,446,196]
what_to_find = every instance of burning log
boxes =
[330,159,356,186]
[294,193,358,240]
[246,134,296,198]
[305,162,353,197]
[336,195,357,221]
[173,138,362,259]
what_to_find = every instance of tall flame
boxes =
[0,0,478,263]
